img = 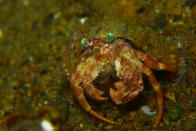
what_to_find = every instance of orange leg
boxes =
[144,56,177,73]
[83,82,107,101]
[70,84,117,124]
[143,66,164,128]
[133,49,177,73]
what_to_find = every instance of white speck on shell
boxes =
[114,59,121,72]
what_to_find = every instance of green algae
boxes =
[168,106,183,121]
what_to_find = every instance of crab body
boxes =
[70,34,176,128]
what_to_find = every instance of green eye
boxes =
[81,38,89,47]
[106,32,115,42]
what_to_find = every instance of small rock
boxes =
[140,106,156,116]
[41,120,55,131]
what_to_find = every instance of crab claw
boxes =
[110,81,143,105]
[83,83,107,101]
[110,87,138,105]
[109,88,122,104]
[109,81,130,105]
[109,81,126,104]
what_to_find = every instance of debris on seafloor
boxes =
[140,105,157,117]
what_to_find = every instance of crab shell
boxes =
[70,37,176,128]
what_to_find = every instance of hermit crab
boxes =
[70,32,176,128]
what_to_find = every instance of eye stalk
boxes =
[106,32,115,42]
[81,38,90,47]
[81,32,115,47]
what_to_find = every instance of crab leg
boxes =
[133,50,176,73]
[144,56,176,73]
[83,82,107,101]
[142,65,163,128]
[70,84,117,124]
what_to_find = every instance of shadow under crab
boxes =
[70,33,176,128]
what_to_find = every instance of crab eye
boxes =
[81,38,90,47]
[106,32,115,42]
